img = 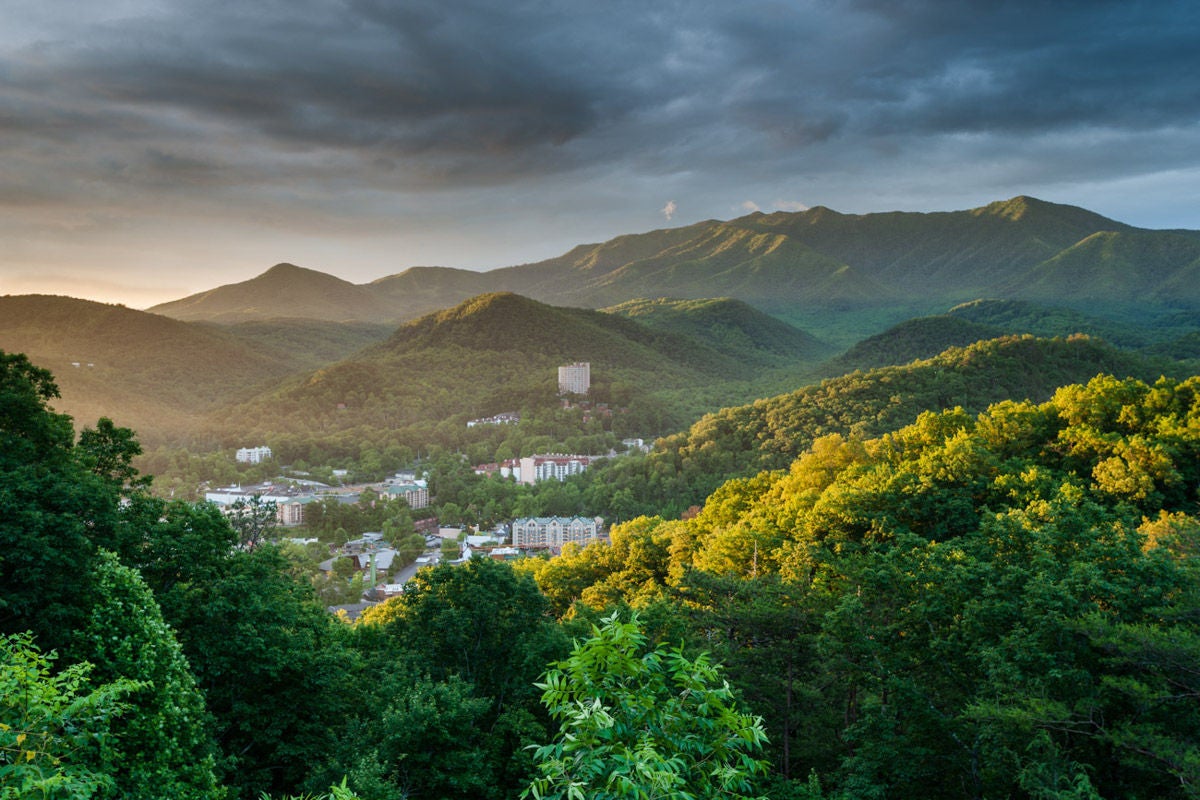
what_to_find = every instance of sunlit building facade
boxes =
[511,516,604,548]
[557,362,590,395]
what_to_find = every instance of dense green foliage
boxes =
[521,373,1200,798]
[0,633,141,800]
[523,613,769,800]
[572,334,1177,519]
[6,328,1200,800]
[76,551,221,799]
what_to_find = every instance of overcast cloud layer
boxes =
[2,0,1198,305]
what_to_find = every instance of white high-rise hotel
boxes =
[557,362,590,395]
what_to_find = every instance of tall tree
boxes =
[0,352,119,648]
[523,612,769,800]
[74,551,221,800]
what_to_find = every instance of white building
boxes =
[517,453,599,485]
[235,445,273,464]
[467,412,521,428]
[511,516,604,548]
[204,484,304,526]
[557,362,590,395]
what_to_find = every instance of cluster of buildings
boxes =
[471,453,606,484]
[205,475,430,528]
[466,412,521,427]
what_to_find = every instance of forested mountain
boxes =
[0,295,309,443]
[218,318,394,370]
[574,334,1184,517]
[823,296,1200,374]
[0,295,405,445]
[821,315,1007,374]
[215,292,830,461]
[0,288,833,459]
[367,265,515,322]
[1003,228,1200,309]
[519,372,1200,799]
[604,296,834,366]
[741,195,1132,296]
[146,196,1200,337]
[148,262,397,323]
[946,298,1169,348]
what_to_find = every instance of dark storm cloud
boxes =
[6,0,1198,189]
[8,0,670,185]
[2,0,1199,303]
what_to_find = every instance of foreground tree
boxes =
[356,558,569,799]
[523,612,769,800]
[75,551,221,800]
[0,353,120,646]
[0,633,140,800]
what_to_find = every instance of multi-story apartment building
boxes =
[557,362,590,395]
[382,482,430,509]
[511,516,604,548]
[235,445,273,463]
[517,453,600,485]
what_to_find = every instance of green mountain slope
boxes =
[945,299,1184,348]
[218,292,823,453]
[147,197,1199,341]
[368,266,504,321]
[489,220,899,312]
[0,295,305,442]
[744,196,1133,296]
[604,297,834,365]
[822,315,1007,373]
[1005,230,1200,310]
[379,292,748,377]
[826,294,1200,374]
[581,334,1185,514]
[217,319,394,369]
[148,263,397,323]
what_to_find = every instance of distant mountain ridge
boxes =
[604,297,834,365]
[147,196,1200,326]
[220,291,831,448]
[148,263,396,323]
[0,295,298,442]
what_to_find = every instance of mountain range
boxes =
[0,291,826,446]
[7,194,1200,457]
[148,196,1200,337]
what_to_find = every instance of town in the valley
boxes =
[204,361,645,613]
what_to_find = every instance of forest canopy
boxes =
[5,347,1200,799]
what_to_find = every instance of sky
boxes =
[2,0,1198,308]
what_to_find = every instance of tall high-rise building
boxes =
[557,362,590,395]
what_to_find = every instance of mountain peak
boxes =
[261,262,306,276]
[149,263,392,323]
[253,262,351,286]
[977,196,1051,221]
